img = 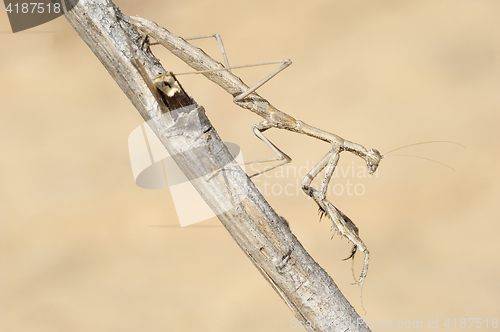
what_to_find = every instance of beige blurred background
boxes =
[1,0,499,331]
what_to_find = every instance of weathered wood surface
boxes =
[62,1,371,330]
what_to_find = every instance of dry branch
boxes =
[62,0,372,331]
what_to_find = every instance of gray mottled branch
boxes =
[62,0,371,331]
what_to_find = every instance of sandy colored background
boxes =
[1,1,499,331]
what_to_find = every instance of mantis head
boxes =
[366,148,383,175]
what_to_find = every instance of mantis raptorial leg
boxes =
[130,16,384,311]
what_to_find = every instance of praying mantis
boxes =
[127,15,384,308]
